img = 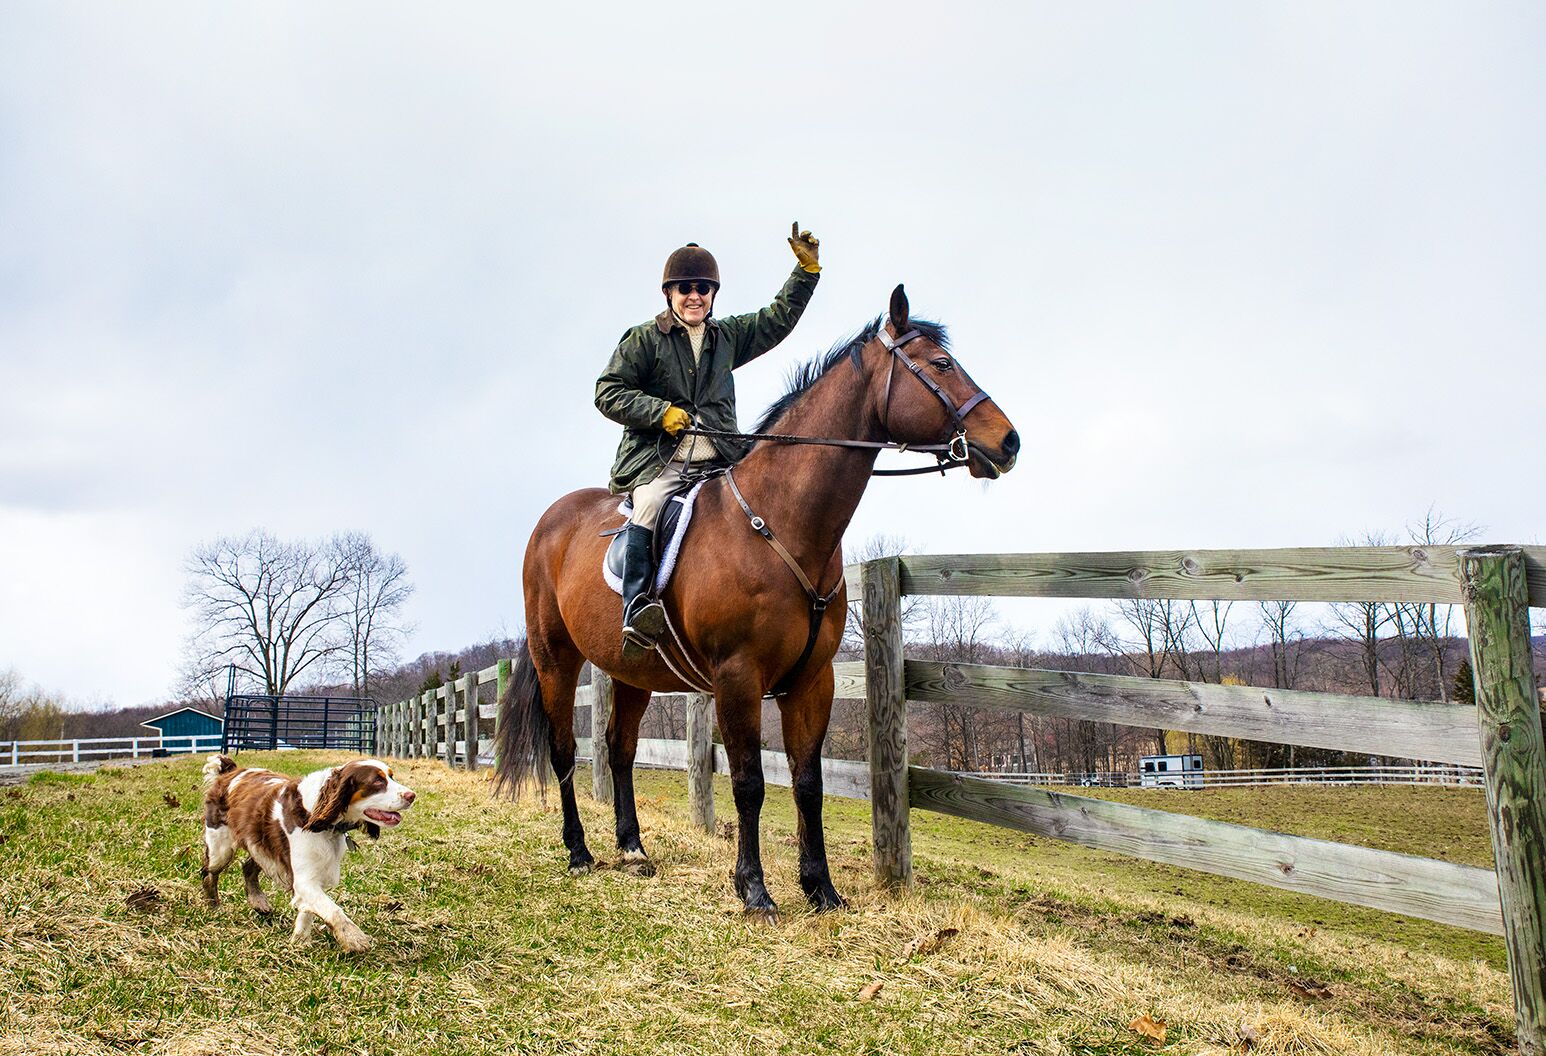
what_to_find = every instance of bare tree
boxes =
[335,532,415,699]
[840,532,926,656]
[183,531,357,696]
[1257,600,1304,690]
[914,594,998,770]
[1115,598,1193,754]
[1403,508,1479,702]
[1326,532,1393,698]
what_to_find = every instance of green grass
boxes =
[0,754,1516,1055]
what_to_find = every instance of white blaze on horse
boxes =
[496,286,1018,915]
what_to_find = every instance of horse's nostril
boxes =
[1002,430,1020,457]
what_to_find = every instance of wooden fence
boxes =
[0,734,224,767]
[380,544,1546,1054]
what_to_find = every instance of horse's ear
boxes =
[888,284,910,331]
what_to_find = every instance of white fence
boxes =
[0,735,224,768]
[954,764,1485,789]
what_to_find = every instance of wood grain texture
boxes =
[442,686,455,767]
[864,557,912,888]
[1462,547,1546,1054]
[896,545,1546,605]
[907,661,1484,767]
[686,693,715,832]
[463,677,480,771]
[590,671,614,805]
[909,767,1502,934]
[833,661,866,699]
[493,659,511,771]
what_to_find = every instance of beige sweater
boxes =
[673,319,719,462]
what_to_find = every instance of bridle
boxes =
[680,323,993,476]
[664,324,996,698]
[874,324,992,470]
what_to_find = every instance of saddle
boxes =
[601,481,706,597]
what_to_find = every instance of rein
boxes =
[705,326,994,696]
[681,325,992,477]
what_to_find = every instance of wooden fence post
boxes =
[864,556,912,889]
[420,690,433,759]
[687,692,715,832]
[494,658,511,770]
[464,677,480,771]
[1462,545,1546,1055]
[592,669,614,805]
[441,685,455,767]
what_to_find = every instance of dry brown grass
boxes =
[0,755,1516,1055]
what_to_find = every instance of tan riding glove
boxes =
[662,406,692,436]
[788,222,820,273]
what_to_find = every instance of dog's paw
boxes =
[335,927,372,954]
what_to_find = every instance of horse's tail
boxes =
[493,639,550,797]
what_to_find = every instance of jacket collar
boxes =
[654,308,720,335]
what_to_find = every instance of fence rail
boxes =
[0,734,223,767]
[376,543,1544,1053]
[955,765,1485,789]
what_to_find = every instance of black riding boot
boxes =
[621,524,666,657]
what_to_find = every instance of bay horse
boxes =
[495,285,1018,915]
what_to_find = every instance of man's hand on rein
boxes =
[788,222,820,273]
[662,406,693,436]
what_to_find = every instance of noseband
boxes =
[876,325,992,463]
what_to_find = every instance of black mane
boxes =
[752,316,949,433]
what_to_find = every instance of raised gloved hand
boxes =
[788,222,820,273]
[662,406,692,436]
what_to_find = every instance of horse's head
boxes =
[869,285,1018,479]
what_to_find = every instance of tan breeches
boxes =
[629,460,691,528]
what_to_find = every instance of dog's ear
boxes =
[304,768,357,832]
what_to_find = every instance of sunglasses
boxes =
[671,281,717,296]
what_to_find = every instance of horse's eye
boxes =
[930,358,954,372]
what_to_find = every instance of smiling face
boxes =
[666,281,715,325]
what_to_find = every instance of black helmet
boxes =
[662,243,720,289]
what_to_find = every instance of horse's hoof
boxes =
[742,904,780,925]
[568,849,596,876]
[806,886,848,913]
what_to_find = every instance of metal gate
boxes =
[220,667,377,754]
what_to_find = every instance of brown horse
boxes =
[496,286,1018,914]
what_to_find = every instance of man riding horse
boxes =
[595,223,822,657]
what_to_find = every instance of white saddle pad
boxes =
[603,481,705,597]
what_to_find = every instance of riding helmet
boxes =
[662,243,720,289]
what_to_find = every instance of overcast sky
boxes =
[2,4,1542,708]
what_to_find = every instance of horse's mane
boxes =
[752,316,950,433]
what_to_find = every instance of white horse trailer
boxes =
[1139,753,1205,789]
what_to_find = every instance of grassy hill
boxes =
[0,753,1515,1055]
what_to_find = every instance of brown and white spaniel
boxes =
[200,755,415,952]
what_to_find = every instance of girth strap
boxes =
[724,469,844,697]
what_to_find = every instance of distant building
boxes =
[140,707,224,754]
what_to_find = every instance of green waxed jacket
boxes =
[595,267,819,494]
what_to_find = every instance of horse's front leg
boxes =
[715,674,776,917]
[608,681,654,872]
[779,666,846,911]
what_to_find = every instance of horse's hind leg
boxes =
[779,667,846,911]
[525,626,594,876]
[607,681,654,869]
[543,659,594,875]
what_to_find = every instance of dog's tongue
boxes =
[364,809,401,826]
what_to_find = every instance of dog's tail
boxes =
[493,639,551,798]
[202,754,237,787]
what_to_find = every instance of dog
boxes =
[200,754,415,952]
